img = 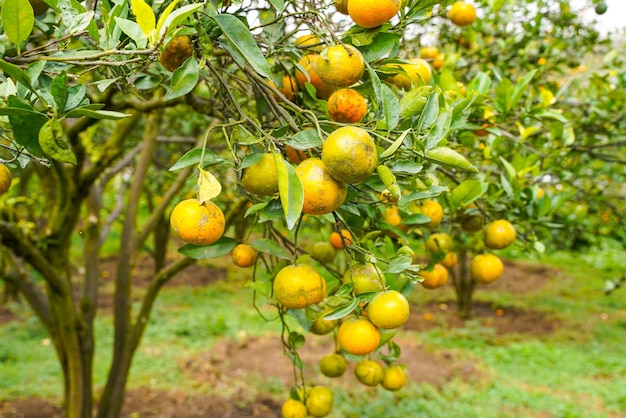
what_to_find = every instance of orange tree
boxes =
[0,0,622,416]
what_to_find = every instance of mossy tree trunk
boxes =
[450,247,476,319]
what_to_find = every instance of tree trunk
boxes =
[452,248,475,319]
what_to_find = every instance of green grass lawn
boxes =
[1,244,625,417]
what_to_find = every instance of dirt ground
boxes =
[0,259,560,417]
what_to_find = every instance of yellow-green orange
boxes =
[382,365,407,391]
[170,199,225,245]
[470,254,504,284]
[348,0,401,28]
[322,126,377,184]
[241,153,278,196]
[367,290,410,329]
[484,219,516,249]
[295,158,347,215]
[319,353,348,378]
[273,264,327,309]
[0,164,12,195]
[385,58,432,90]
[316,44,364,88]
[281,399,308,418]
[342,263,385,295]
[305,386,334,418]
[426,232,454,253]
[354,359,384,386]
[337,317,380,355]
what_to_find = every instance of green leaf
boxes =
[288,331,305,350]
[169,148,225,171]
[114,17,148,48]
[425,111,452,151]
[379,84,400,132]
[402,213,432,225]
[536,110,568,123]
[157,3,202,38]
[358,32,401,62]
[165,56,199,101]
[510,69,537,110]
[64,108,131,120]
[380,129,410,159]
[399,85,432,119]
[449,180,487,208]
[212,14,272,79]
[51,73,69,112]
[155,0,180,37]
[131,0,156,40]
[287,129,322,149]
[467,72,491,96]
[323,298,360,321]
[386,255,412,274]
[251,238,291,260]
[275,154,304,231]
[366,62,384,118]
[39,119,77,164]
[427,147,477,173]
[499,156,516,179]
[1,0,35,51]
[178,237,237,259]
[415,90,439,133]
[6,97,47,157]
[0,59,33,88]
[268,0,286,13]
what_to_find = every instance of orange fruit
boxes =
[537,187,545,198]
[367,290,410,329]
[327,88,368,123]
[231,243,257,267]
[160,36,193,72]
[420,200,444,228]
[241,153,279,196]
[448,1,477,26]
[330,229,353,249]
[419,263,449,289]
[335,0,349,14]
[310,307,338,335]
[296,158,347,215]
[319,353,348,378]
[470,254,504,284]
[420,46,439,59]
[381,365,407,391]
[354,359,384,386]
[294,55,337,99]
[385,58,432,90]
[170,199,225,245]
[348,0,401,29]
[385,206,403,227]
[338,317,380,355]
[441,252,459,268]
[281,399,308,418]
[425,233,454,253]
[484,219,516,249]
[342,263,385,295]
[295,34,323,52]
[316,44,365,88]
[278,75,299,101]
[311,241,337,263]
[305,386,334,417]
[433,53,446,70]
[461,214,483,232]
[284,145,309,164]
[273,264,327,309]
[321,126,377,184]
[0,164,12,195]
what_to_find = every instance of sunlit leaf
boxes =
[164,57,199,101]
[251,238,291,260]
[1,0,35,52]
[38,119,77,164]
[427,147,477,173]
[197,167,222,203]
[274,153,304,230]
[131,0,156,40]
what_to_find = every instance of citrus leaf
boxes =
[114,17,148,48]
[38,119,77,164]
[64,108,131,120]
[379,84,400,132]
[449,180,487,208]
[402,213,432,225]
[425,110,452,151]
[268,0,286,13]
[380,129,411,159]
[498,156,516,179]
[157,3,203,39]
[386,255,413,274]
[169,148,224,171]
[164,56,199,101]
[510,68,538,109]
[274,153,304,230]
[131,0,155,41]
[0,59,33,88]
[178,237,237,259]
[212,14,272,79]
[6,96,46,157]
[323,298,360,321]
[467,72,491,96]
[197,167,222,203]
[251,238,291,260]
[415,90,439,133]
[1,0,35,50]
[427,147,477,173]
[155,0,179,38]
[287,129,322,149]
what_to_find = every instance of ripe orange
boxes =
[273,264,327,309]
[354,359,384,386]
[385,206,403,228]
[419,263,449,289]
[311,241,337,263]
[385,58,432,90]
[281,399,308,418]
[348,0,401,28]
[231,243,257,267]
[448,1,477,26]
[537,187,545,198]
[319,353,348,378]
[160,36,193,72]
[470,253,504,284]
[316,44,365,88]
[305,386,334,418]
[284,145,308,164]
[310,307,338,335]
[441,252,459,268]
[327,88,368,123]
[484,219,516,249]
[241,153,279,196]
[335,0,349,14]
[170,199,225,245]
[367,290,410,329]
[278,75,299,101]
[381,365,407,391]
[337,317,380,355]
[295,158,347,215]
[420,46,439,59]
[433,53,446,70]
[321,126,377,184]
[294,55,337,99]
[420,200,444,228]
[330,229,353,249]
[295,34,323,52]
[425,233,454,253]
[0,164,12,195]
[342,263,385,295]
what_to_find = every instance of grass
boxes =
[1,245,626,417]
